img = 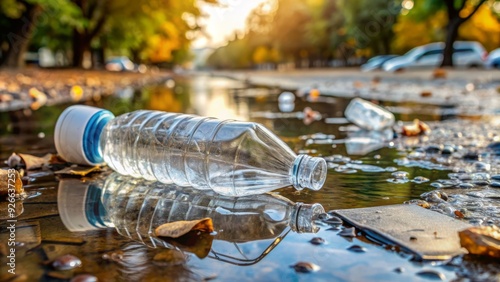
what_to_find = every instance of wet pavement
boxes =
[1,74,499,281]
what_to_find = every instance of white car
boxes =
[382,41,487,72]
[486,48,500,69]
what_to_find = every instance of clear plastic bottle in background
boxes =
[55,105,327,196]
[58,173,325,261]
[344,98,395,131]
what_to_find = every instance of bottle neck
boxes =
[82,110,114,164]
[289,202,325,233]
[290,155,327,191]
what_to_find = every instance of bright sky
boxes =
[193,0,268,48]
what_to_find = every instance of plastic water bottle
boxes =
[55,105,327,196]
[344,98,395,131]
[58,173,325,252]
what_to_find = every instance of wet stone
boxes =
[430,182,444,189]
[473,161,491,172]
[391,171,409,179]
[412,176,429,184]
[486,141,500,154]
[490,181,500,188]
[424,145,442,154]
[309,237,326,245]
[290,262,320,273]
[385,166,398,172]
[347,245,366,253]
[415,270,446,280]
[458,182,475,189]
[338,227,356,237]
[52,254,82,271]
[462,151,479,160]
[472,180,490,186]
[70,274,98,282]
[491,174,500,181]
[441,145,454,155]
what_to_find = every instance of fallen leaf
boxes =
[17,153,54,170]
[459,226,500,258]
[420,91,432,97]
[0,169,24,198]
[454,210,464,219]
[432,68,447,79]
[55,166,101,176]
[401,119,431,137]
[0,201,24,219]
[155,218,213,239]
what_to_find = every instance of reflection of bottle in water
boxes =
[55,105,327,196]
[58,173,324,262]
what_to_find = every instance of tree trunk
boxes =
[2,4,41,68]
[441,20,460,67]
[72,30,91,68]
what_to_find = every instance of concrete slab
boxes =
[333,204,471,261]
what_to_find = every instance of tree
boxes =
[0,0,79,68]
[441,0,487,66]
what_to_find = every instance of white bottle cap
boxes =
[54,105,114,165]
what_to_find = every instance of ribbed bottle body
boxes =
[100,110,298,196]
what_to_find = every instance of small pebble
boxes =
[462,151,479,160]
[409,236,417,241]
[338,227,356,237]
[491,175,500,181]
[70,274,98,282]
[347,245,366,253]
[473,161,490,172]
[309,237,326,245]
[416,270,445,280]
[52,254,82,271]
[391,171,409,179]
[385,166,397,172]
[490,181,500,188]
[393,267,404,273]
[412,176,429,184]
[424,145,442,154]
[430,182,444,189]
[458,182,475,189]
[441,145,454,155]
[290,262,320,273]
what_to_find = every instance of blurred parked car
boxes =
[361,55,398,71]
[105,56,135,72]
[382,41,487,72]
[486,48,500,69]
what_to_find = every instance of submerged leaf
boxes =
[155,218,213,239]
[459,226,500,258]
[55,166,101,176]
[0,169,24,197]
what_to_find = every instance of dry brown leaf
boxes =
[459,226,500,258]
[420,91,432,97]
[155,218,213,239]
[0,200,24,219]
[0,169,24,198]
[432,68,447,79]
[54,166,101,176]
[401,119,431,137]
[17,153,54,170]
